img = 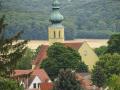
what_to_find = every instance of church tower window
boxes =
[59,31,61,38]
[54,31,56,38]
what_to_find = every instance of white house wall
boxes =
[29,76,42,89]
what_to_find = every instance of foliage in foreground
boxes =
[0,15,27,89]
[92,53,120,87]
[0,77,24,90]
[41,43,88,79]
[107,75,120,90]
[0,15,27,77]
[16,48,34,70]
[53,69,83,90]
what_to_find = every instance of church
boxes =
[32,0,99,70]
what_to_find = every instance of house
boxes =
[13,69,52,90]
[32,0,99,70]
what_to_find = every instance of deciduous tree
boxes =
[92,53,120,87]
[16,48,33,70]
[107,34,120,54]
[0,15,27,77]
[41,43,88,79]
[107,75,120,90]
[0,15,27,89]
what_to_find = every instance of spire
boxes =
[50,0,64,26]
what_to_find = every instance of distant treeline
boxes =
[0,0,120,40]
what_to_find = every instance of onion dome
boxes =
[50,0,64,25]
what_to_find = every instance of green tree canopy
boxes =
[92,66,107,87]
[0,77,24,90]
[92,53,120,87]
[16,48,34,70]
[107,33,120,54]
[94,46,107,56]
[107,75,120,90]
[0,15,27,89]
[41,43,88,79]
[32,45,41,59]
[53,69,83,90]
[0,15,27,77]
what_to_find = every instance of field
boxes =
[26,39,108,49]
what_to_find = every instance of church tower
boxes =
[48,0,64,45]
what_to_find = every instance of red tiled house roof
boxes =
[32,45,49,69]
[40,83,53,90]
[32,42,83,69]
[14,70,32,76]
[14,69,50,82]
[31,69,50,82]
[64,42,83,50]
[13,69,52,90]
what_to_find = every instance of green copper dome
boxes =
[52,0,60,9]
[50,0,64,25]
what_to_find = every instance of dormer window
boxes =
[33,83,36,88]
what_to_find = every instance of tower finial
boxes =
[50,0,64,26]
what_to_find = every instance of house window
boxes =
[33,83,36,88]
[38,83,40,88]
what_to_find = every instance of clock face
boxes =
[83,50,87,56]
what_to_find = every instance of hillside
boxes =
[0,0,120,39]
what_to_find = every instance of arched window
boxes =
[54,31,56,38]
[59,31,61,38]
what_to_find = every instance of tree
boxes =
[0,15,27,89]
[0,77,24,90]
[92,53,120,87]
[41,43,88,79]
[94,46,107,56]
[107,33,120,54]
[16,48,34,70]
[0,15,27,77]
[107,75,120,90]
[53,69,83,90]
[92,66,107,88]
[32,45,41,59]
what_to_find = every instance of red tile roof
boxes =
[14,69,52,89]
[63,42,83,50]
[32,45,49,69]
[32,42,83,69]
[31,69,50,82]
[14,70,32,76]
[14,69,50,82]
[40,83,53,90]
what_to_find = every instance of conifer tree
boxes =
[0,15,28,77]
[53,69,83,90]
